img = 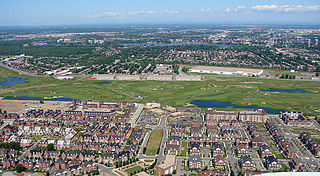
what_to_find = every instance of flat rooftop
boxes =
[190,66,263,74]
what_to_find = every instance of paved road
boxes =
[97,164,118,176]
[0,119,14,130]
[271,117,320,170]
[138,115,168,165]
[138,131,152,158]
[130,103,144,128]
[224,141,238,174]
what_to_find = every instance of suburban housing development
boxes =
[0,99,319,176]
[1,0,320,175]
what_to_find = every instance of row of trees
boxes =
[0,142,22,150]
[279,74,296,79]
[114,157,139,168]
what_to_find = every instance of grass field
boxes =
[145,129,163,156]
[124,165,143,175]
[181,141,188,157]
[290,128,320,136]
[1,66,320,115]
[268,70,302,77]
[314,138,320,145]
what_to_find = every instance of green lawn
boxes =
[268,70,302,76]
[145,129,163,156]
[181,141,188,157]
[1,66,320,115]
[314,138,320,144]
[290,128,320,136]
[273,153,286,159]
[124,165,143,175]
[255,122,265,129]
[143,160,154,163]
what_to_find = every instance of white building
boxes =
[189,66,263,76]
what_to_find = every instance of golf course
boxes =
[1,66,320,115]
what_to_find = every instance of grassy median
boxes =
[145,129,163,156]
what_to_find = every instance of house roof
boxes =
[255,172,320,176]
[240,155,252,163]
[189,155,201,162]
[265,156,279,164]
[252,136,265,143]
[259,144,271,151]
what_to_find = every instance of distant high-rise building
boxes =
[316,39,319,46]
[308,39,311,47]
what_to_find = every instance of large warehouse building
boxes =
[189,66,264,76]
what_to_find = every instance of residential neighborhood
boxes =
[0,100,320,176]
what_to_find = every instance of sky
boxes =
[1,0,320,26]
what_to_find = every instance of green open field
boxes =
[314,138,320,145]
[268,70,302,77]
[124,165,143,175]
[1,66,320,115]
[181,141,188,157]
[290,128,320,136]
[145,129,163,156]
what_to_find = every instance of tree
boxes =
[182,67,189,74]
[173,64,179,74]
[230,170,235,176]
[0,142,22,150]
[46,143,54,151]
[15,164,26,173]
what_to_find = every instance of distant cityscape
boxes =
[0,25,319,81]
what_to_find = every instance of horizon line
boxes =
[1,21,320,28]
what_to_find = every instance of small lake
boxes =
[94,82,111,85]
[121,43,233,48]
[190,100,285,114]
[3,96,73,101]
[0,77,27,86]
[262,89,311,93]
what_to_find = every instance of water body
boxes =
[190,100,285,114]
[120,43,233,47]
[262,89,311,93]
[94,82,111,85]
[0,77,27,86]
[3,96,73,101]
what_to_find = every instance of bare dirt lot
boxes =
[0,99,71,113]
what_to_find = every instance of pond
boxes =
[94,82,111,85]
[0,77,27,86]
[3,96,73,101]
[120,43,233,48]
[262,89,311,93]
[190,100,285,114]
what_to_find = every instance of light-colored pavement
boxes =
[130,103,144,128]
[97,163,118,176]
